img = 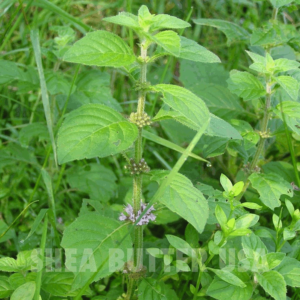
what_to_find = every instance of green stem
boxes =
[125,277,135,300]
[236,77,272,201]
[193,269,203,300]
[193,236,227,300]
[126,42,148,298]
[34,213,48,300]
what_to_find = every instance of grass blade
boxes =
[35,0,92,34]
[142,130,208,162]
[0,201,38,240]
[34,213,48,300]
[25,208,48,240]
[31,29,58,167]
[0,0,34,52]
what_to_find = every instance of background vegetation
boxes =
[1,0,300,299]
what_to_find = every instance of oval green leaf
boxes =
[63,30,136,67]
[57,104,138,164]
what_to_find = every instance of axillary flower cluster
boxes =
[124,158,150,175]
[119,202,156,225]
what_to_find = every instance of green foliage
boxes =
[57,104,138,163]
[61,213,132,289]
[64,31,136,67]
[227,70,266,100]
[151,84,210,129]
[151,171,209,233]
[249,173,293,210]
[193,19,250,45]
[1,1,300,300]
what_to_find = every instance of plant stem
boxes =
[133,43,148,269]
[127,42,148,298]
[192,236,227,300]
[236,77,272,201]
[193,269,203,300]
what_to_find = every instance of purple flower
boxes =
[119,201,156,225]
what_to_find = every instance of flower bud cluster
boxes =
[129,112,152,128]
[124,158,150,175]
[119,202,156,225]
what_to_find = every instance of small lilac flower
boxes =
[119,213,127,221]
[291,182,300,191]
[119,200,156,225]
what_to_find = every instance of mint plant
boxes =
[1,1,300,300]
[55,5,221,299]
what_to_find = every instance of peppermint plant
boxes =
[1,1,300,300]
[56,5,221,299]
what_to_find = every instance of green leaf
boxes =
[153,30,180,56]
[166,235,196,258]
[207,114,242,140]
[66,163,117,202]
[208,268,246,288]
[138,5,153,30]
[181,81,244,119]
[227,70,266,100]
[0,276,13,298]
[46,71,75,95]
[19,123,49,147]
[235,214,259,229]
[174,260,190,272]
[265,252,285,270]
[61,213,132,290]
[220,174,233,193]
[146,248,164,258]
[246,50,267,74]
[151,170,209,233]
[103,13,140,29]
[285,199,294,217]
[275,101,300,135]
[163,255,172,266]
[0,250,37,272]
[275,76,299,101]
[63,31,136,67]
[42,272,92,297]
[154,105,241,140]
[138,278,167,300]
[57,104,138,164]
[72,69,122,112]
[150,14,190,32]
[274,58,300,73]
[270,0,294,8]
[193,19,250,45]
[207,271,253,300]
[275,257,300,287]
[250,27,278,47]
[241,202,262,210]
[256,271,286,300]
[178,37,220,63]
[249,172,293,210]
[232,182,244,197]
[151,84,210,130]
[242,233,268,260]
[11,281,36,300]
[0,60,24,84]
[215,205,228,229]
[185,224,200,248]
